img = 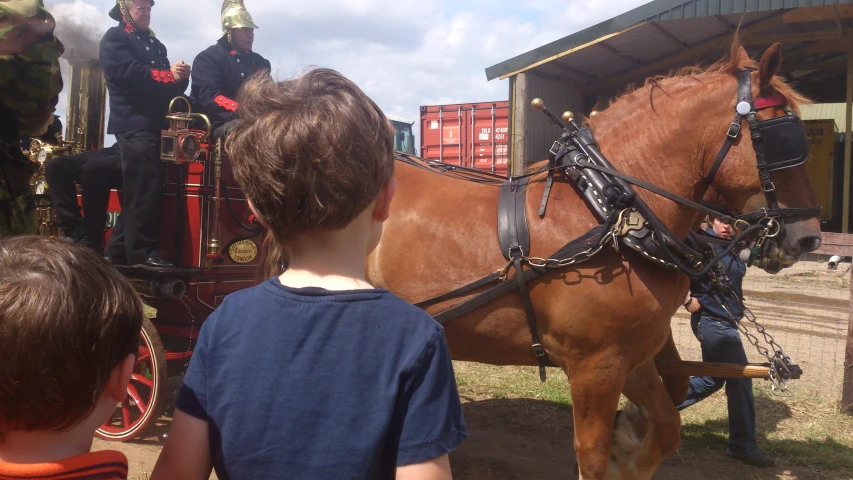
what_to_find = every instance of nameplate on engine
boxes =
[228,239,258,264]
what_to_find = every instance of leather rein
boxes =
[400,69,820,380]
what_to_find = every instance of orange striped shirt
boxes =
[0,450,128,479]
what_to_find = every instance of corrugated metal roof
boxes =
[801,103,850,132]
[485,0,853,81]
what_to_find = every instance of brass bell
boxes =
[562,111,575,123]
[531,98,545,111]
[589,110,599,117]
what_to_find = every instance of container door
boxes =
[470,103,509,176]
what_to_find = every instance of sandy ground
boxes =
[94,398,840,480]
[93,259,852,479]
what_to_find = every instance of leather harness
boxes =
[398,69,820,381]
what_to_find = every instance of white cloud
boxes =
[45,0,649,145]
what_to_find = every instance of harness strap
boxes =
[512,253,549,381]
[747,112,780,207]
[576,162,739,226]
[432,226,606,324]
[538,169,555,217]
[415,270,504,310]
[705,114,740,186]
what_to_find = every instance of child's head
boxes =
[228,68,395,248]
[0,236,143,442]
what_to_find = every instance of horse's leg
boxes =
[567,354,626,480]
[655,328,690,406]
[607,359,682,480]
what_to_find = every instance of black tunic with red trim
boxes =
[99,22,189,134]
[189,37,271,129]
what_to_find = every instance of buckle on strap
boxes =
[532,343,546,357]
[733,218,752,231]
[763,180,776,193]
[727,121,741,139]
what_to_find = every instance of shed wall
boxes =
[517,73,584,168]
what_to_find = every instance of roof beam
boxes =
[715,15,734,32]
[781,4,853,25]
[529,69,562,83]
[783,61,847,73]
[597,42,643,66]
[582,11,786,95]
[547,62,598,82]
[802,39,852,54]
[744,31,842,45]
[649,22,690,51]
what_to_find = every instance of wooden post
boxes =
[655,359,776,379]
[510,73,528,177]
[844,257,853,414]
[843,35,852,233]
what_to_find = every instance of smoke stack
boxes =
[65,54,106,152]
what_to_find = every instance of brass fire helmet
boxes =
[108,0,155,24]
[222,0,259,43]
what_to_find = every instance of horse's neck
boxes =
[591,79,729,240]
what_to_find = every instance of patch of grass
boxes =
[679,383,853,475]
[454,361,853,478]
[453,362,572,409]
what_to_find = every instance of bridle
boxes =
[533,67,822,277]
[704,68,819,229]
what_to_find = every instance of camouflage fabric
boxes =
[0,0,64,136]
[0,0,63,235]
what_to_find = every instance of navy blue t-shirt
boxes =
[175,277,467,480]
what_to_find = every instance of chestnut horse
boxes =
[365,43,821,479]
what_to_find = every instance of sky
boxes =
[46,0,652,146]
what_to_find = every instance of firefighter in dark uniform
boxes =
[100,0,189,269]
[44,144,122,253]
[190,0,270,138]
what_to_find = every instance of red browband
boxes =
[753,94,786,111]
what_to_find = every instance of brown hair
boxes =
[227,68,395,242]
[0,236,143,436]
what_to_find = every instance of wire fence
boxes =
[671,253,851,399]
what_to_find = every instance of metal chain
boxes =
[523,243,606,269]
[522,218,617,269]
[711,265,799,396]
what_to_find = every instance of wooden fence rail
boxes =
[814,233,853,414]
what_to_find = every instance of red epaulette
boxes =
[151,69,176,83]
[214,95,239,112]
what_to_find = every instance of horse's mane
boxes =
[522,38,810,177]
[609,37,810,113]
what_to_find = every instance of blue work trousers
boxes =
[677,315,758,455]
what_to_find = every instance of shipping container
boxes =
[419,101,509,176]
[803,119,838,225]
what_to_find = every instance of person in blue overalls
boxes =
[679,215,775,468]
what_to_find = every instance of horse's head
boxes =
[703,42,821,273]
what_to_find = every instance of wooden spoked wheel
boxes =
[96,317,168,441]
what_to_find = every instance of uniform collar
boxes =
[120,21,150,36]
[217,36,249,56]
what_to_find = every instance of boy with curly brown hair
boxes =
[153,68,466,480]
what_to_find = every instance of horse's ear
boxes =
[758,43,782,90]
[728,37,750,74]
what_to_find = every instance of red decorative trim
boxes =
[150,69,175,83]
[124,23,135,34]
[214,95,239,112]
[230,49,237,56]
[753,94,786,111]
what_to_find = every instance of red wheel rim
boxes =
[98,341,156,435]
